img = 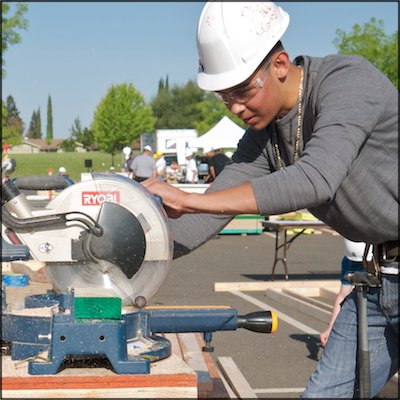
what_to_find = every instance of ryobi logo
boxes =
[82,191,120,206]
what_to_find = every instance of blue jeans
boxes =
[301,274,398,398]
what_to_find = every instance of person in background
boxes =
[126,151,136,177]
[184,150,198,184]
[208,148,230,181]
[143,2,398,397]
[1,155,16,183]
[320,239,368,347]
[130,145,156,182]
[203,149,215,183]
[57,166,74,186]
[154,151,166,181]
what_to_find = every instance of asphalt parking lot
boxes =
[151,229,345,398]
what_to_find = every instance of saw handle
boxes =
[237,310,278,333]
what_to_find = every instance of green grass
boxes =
[9,152,126,182]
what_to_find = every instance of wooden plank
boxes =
[217,369,238,399]
[164,333,184,360]
[266,289,331,323]
[283,289,333,312]
[320,287,340,302]
[178,333,213,392]
[3,353,198,398]
[3,370,197,390]
[214,280,340,292]
[217,356,257,399]
[2,386,197,398]
[194,334,231,399]
[282,287,321,297]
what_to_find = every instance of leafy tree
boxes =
[151,80,204,129]
[2,100,22,147]
[151,78,246,135]
[5,94,24,139]
[6,95,20,119]
[69,117,95,150]
[194,92,246,135]
[151,85,174,128]
[1,2,28,78]
[334,18,398,89]
[92,83,155,165]
[46,95,53,144]
[2,101,7,132]
[60,138,77,152]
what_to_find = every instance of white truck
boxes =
[155,129,198,166]
[140,129,199,182]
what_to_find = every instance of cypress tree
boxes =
[35,107,42,138]
[27,110,37,139]
[46,95,53,143]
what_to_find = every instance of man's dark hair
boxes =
[260,41,284,68]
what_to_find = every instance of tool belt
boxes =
[363,241,400,276]
[377,241,400,262]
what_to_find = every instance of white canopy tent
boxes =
[194,116,245,154]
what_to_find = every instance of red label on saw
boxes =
[81,191,120,206]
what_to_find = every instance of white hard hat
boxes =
[344,239,372,262]
[59,166,66,174]
[2,157,16,174]
[122,146,132,159]
[185,149,193,157]
[144,145,152,152]
[197,1,290,91]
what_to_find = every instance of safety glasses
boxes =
[214,61,270,105]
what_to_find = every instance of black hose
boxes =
[13,176,69,190]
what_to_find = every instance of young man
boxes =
[143,2,398,397]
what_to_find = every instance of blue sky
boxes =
[3,2,398,140]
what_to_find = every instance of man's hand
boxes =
[142,177,259,217]
[142,177,189,218]
[320,329,330,347]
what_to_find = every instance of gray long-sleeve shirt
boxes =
[169,55,398,258]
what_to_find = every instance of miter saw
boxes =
[1,173,277,375]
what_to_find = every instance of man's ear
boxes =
[272,51,290,80]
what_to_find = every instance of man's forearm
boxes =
[184,182,259,215]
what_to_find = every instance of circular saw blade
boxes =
[44,174,173,305]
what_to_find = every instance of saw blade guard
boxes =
[43,174,173,305]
